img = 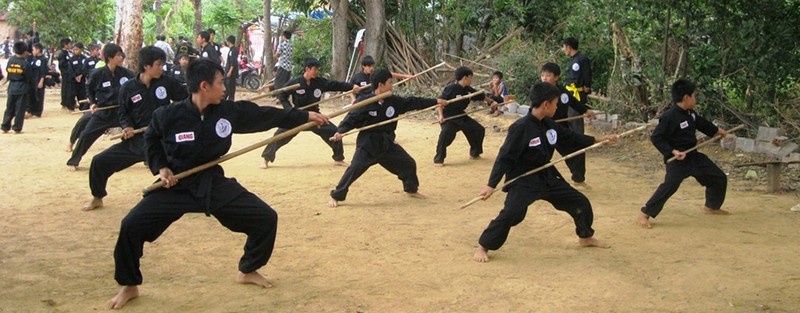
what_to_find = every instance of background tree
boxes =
[114,0,144,69]
[363,0,385,65]
[329,0,348,80]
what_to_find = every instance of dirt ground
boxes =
[1,89,799,313]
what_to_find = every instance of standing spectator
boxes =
[153,35,174,64]
[273,31,293,89]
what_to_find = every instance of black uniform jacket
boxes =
[200,44,220,64]
[567,52,592,88]
[488,114,595,191]
[68,54,86,83]
[553,84,588,125]
[338,92,437,156]
[277,75,354,112]
[118,74,189,129]
[350,71,372,98]
[651,104,719,163]
[145,98,309,212]
[6,55,33,95]
[169,64,186,85]
[439,83,486,118]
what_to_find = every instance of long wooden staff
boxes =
[245,83,301,102]
[460,123,651,209]
[71,105,119,114]
[340,90,485,137]
[666,124,745,163]
[107,127,147,140]
[142,91,393,193]
[298,62,447,111]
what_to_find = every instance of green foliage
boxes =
[0,0,114,47]
[206,0,244,36]
[290,16,332,77]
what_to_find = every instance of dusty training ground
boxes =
[1,91,799,312]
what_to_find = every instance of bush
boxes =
[290,17,333,77]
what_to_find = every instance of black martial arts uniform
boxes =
[477,114,598,251]
[27,54,47,117]
[565,51,592,148]
[169,64,186,86]
[57,49,75,110]
[66,65,135,167]
[88,74,188,199]
[199,44,221,64]
[260,75,354,164]
[552,84,589,183]
[330,93,437,201]
[349,71,373,98]
[2,55,33,133]
[224,47,238,101]
[68,53,87,107]
[641,104,727,218]
[113,98,309,286]
[434,83,486,164]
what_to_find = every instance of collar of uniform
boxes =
[672,103,692,115]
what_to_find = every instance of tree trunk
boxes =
[364,0,386,65]
[330,0,349,81]
[192,0,203,36]
[263,0,273,81]
[115,0,144,70]
[155,0,163,35]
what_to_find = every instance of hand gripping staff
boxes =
[666,124,745,163]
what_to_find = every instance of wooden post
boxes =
[765,163,781,193]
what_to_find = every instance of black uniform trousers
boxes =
[564,106,586,183]
[89,135,145,198]
[274,68,291,89]
[67,112,119,166]
[61,80,76,110]
[478,179,595,251]
[225,77,236,101]
[114,189,278,285]
[641,152,727,218]
[69,113,91,144]
[75,81,87,103]
[260,123,345,163]
[330,143,418,201]
[28,87,45,117]
[434,116,485,164]
[1,93,27,132]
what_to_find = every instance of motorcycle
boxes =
[237,56,262,92]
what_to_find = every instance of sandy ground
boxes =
[1,90,799,313]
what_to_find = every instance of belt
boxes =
[566,83,584,102]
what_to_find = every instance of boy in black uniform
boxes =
[66,44,135,169]
[348,55,412,104]
[57,38,74,110]
[208,28,222,59]
[45,64,61,87]
[637,79,729,229]
[2,42,33,133]
[82,46,189,211]
[224,35,238,100]
[562,37,592,155]
[260,57,358,169]
[472,82,616,263]
[328,69,447,207]
[104,58,330,309]
[170,53,189,85]
[27,43,47,118]
[540,62,592,186]
[433,66,498,166]
[84,44,101,76]
[196,31,220,64]
[68,43,88,106]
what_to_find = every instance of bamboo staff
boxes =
[142,91,393,193]
[460,123,651,209]
[107,127,147,140]
[340,90,485,138]
[298,62,447,111]
[666,124,745,163]
[71,105,119,114]
[246,83,301,102]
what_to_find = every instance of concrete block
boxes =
[773,142,799,158]
[608,114,620,122]
[745,170,758,180]
[516,105,530,116]
[756,140,779,155]
[504,102,519,116]
[593,112,607,121]
[735,138,755,153]
[756,127,783,142]
[611,119,621,129]
[592,121,613,132]
[786,153,800,169]
[720,135,736,151]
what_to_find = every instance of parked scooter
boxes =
[237,55,262,92]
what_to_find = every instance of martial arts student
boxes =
[2,42,33,134]
[196,30,221,64]
[260,57,358,168]
[348,55,412,104]
[57,38,74,110]
[82,46,188,211]
[472,82,616,263]
[170,53,189,85]
[433,66,498,166]
[64,45,103,142]
[105,58,329,309]
[67,43,88,106]
[562,37,592,167]
[328,68,447,207]
[540,62,592,187]
[224,35,238,101]
[637,79,729,229]
[26,43,47,118]
[66,44,135,169]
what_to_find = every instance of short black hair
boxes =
[563,37,579,50]
[178,35,186,41]
[207,28,216,35]
[60,37,71,48]
[282,30,292,39]
[156,35,166,41]
[187,58,224,93]
[529,82,560,108]
[455,66,473,81]
[138,46,166,72]
[198,31,210,42]
[671,79,696,103]
[540,62,561,77]
[361,55,375,66]
[73,42,84,50]
[492,71,503,80]
[304,57,321,69]
[87,44,100,52]
[176,53,189,61]
[371,68,392,88]
[102,43,124,62]
[13,42,28,55]
[226,35,236,45]
[32,42,43,52]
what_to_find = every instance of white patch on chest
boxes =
[560,93,569,104]
[546,129,558,145]
[216,118,232,138]
[386,106,396,118]
[102,81,111,88]
[155,86,168,100]
[313,89,322,98]
[572,63,580,71]
[175,132,195,142]
[680,121,689,129]
[131,94,142,103]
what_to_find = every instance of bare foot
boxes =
[701,207,730,215]
[469,155,481,160]
[67,165,78,172]
[791,203,800,212]
[473,246,489,262]
[236,271,275,288]
[81,197,104,211]
[106,285,139,309]
[406,191,427,199]
[259,160,269,169]
[327,198,338,208]
[578,237,610,248]
[636,213,652,229]
[333,160,349,167]
[66,143,73,152]
[572,181,591,190]
[433,163,444,168]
